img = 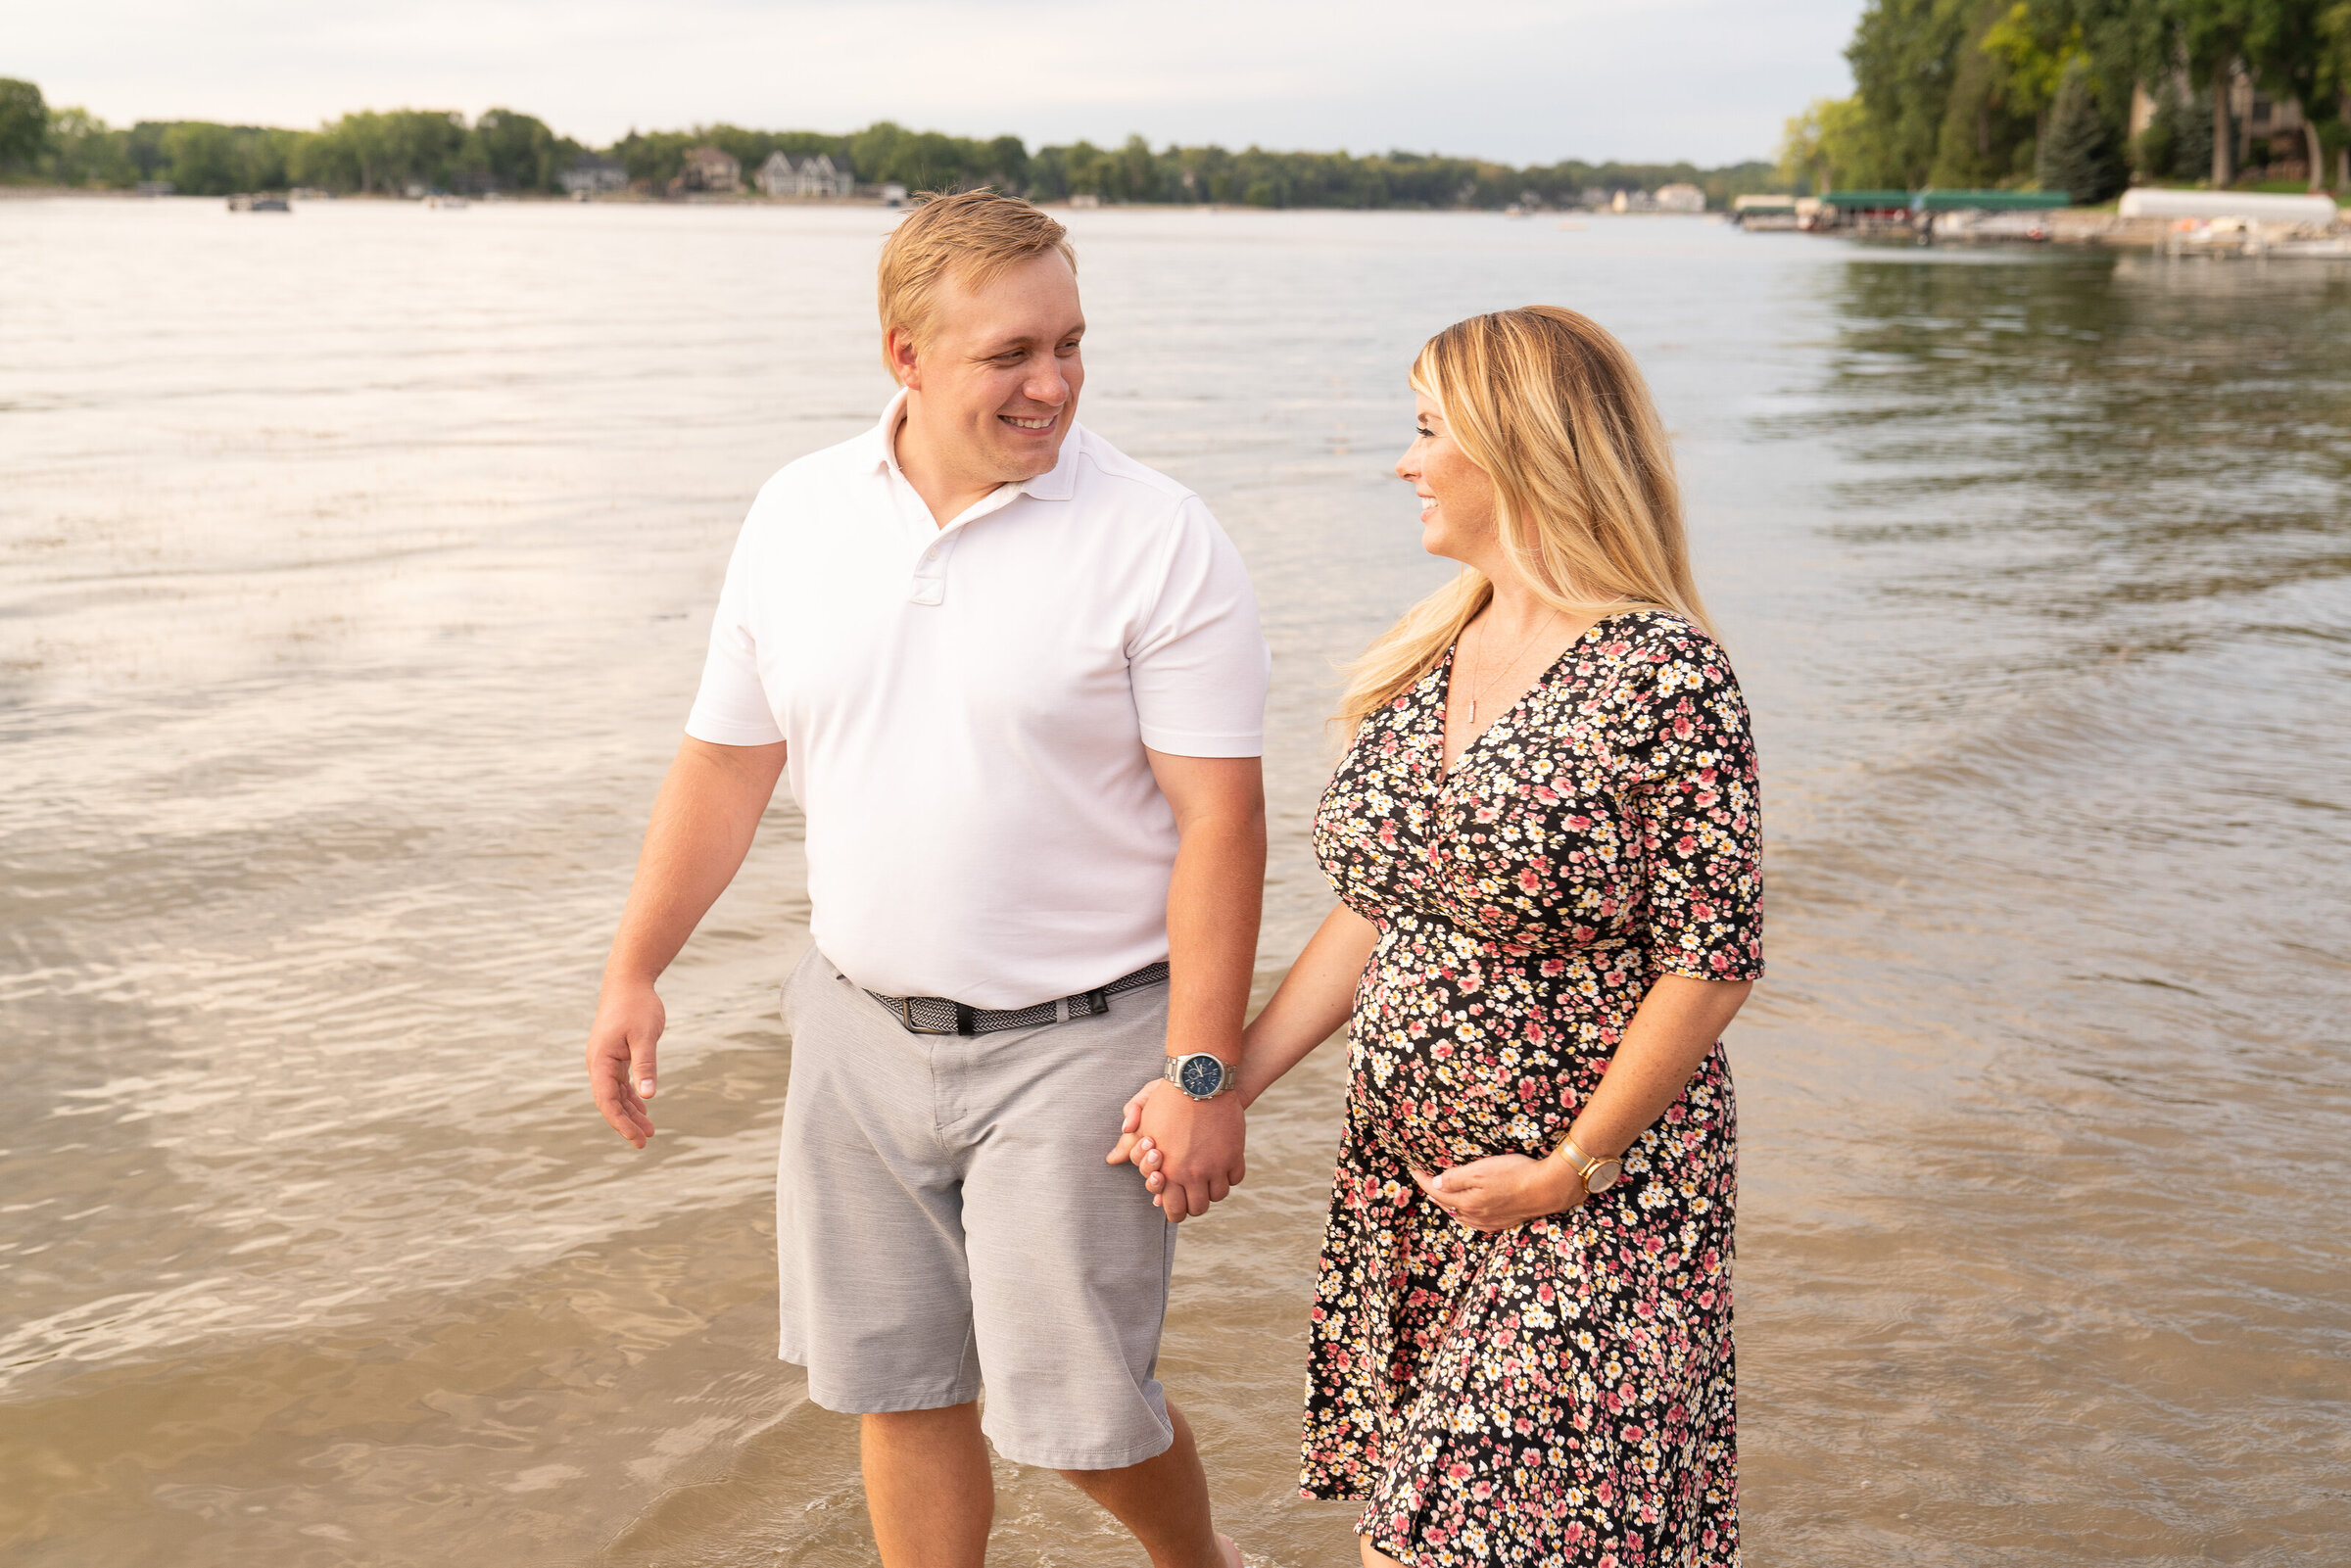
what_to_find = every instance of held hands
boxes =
[1411,1152,1587,1232]
[587,978,666,1149]
[1106,1078,1245,1223]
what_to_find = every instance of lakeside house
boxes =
[2128,66,2338,187]
[755,151,856,198]
[1655,182,1705,214]
[560,156,627,196]
[679,147,742,194]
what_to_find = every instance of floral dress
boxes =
[1301,609,1762,1566]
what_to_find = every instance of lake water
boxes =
[3,199,2347,1566]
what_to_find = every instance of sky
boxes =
[9,0,1864,167]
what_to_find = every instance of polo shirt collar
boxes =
[864,389,1080,501]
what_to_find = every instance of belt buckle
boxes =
[895,996,957,1036]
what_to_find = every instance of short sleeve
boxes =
[1128,498,1270,758]
[684,522,787,747]
[1625,629,1763,980]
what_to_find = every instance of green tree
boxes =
[469,108,557,191]
[167,123,243,193]
[2324,0,2351,185]
[293,109,466,194]
[1779,95,1895,190]
[1979,0,2088,177]
[1847,0,1985,187]
[2242,0,2338,189]
[1926,0,2041,184]
[984,134,1028,191]
[44,106,136,187]
[2162,0,2258,185]
[610,127,696,187]
[0,77,46,172]
[2038,55,2128,195]
[2135,76,2215,177]
[156,122,293,194]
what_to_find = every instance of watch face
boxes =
[1176,1054,1224,1098]
[1585,1159,1623,1193]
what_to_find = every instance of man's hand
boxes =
[1410,1153,1585,1232]
[583,736,784,1153]
[587,978,666,1149]
[1107,1078,1244,1222]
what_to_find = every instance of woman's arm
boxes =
[1235,903,1379,1106]
[1415,972,1751,1231]
[1108,902,1377,1178]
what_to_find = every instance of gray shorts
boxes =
[775,947,1178,1470]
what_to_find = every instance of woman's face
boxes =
[1397,391,1500,569]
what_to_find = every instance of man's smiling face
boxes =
[895,249,1085,487]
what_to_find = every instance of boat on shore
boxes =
[225,193,291,214]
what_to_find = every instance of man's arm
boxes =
[587,736,789,1148]
[1125,750,1265,1220]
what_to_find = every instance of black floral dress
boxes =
[1301,610,1762,1566]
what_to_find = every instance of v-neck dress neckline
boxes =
[1432,613,1622,780]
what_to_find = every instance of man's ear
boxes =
[885,326,922,391]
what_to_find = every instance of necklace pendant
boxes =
[1468,696,1477,725]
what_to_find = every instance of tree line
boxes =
[0,79,1774,210]
[1779,0,2351,203]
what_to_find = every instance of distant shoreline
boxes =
[0,186,1737,216]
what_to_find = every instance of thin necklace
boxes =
[1463,605,1561,727]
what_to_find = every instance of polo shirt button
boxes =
[910,582,943,605]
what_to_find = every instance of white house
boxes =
[756,151,856,198]
[1655,182,1706,214]
[559,156,627,195]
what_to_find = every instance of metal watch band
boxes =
[1164,1052,1235,1098]
[1553,1130,1624,1192]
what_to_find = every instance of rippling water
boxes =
[4,200,2347,1566]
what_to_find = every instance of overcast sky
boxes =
[11,0,1863,167]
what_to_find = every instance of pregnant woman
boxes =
[1128,306,1761,1564]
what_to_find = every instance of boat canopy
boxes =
[1822,190,1912,210]
[1916,190,2070,212]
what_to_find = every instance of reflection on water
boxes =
[1807,256,2351,627]
[2,205,2346,1566]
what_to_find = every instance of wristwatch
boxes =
[1163,1052,1236,1100]
[1552,1131,1624,1196]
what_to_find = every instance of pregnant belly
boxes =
[1346,953,1621,1170]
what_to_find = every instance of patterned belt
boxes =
[867,961,1170,1036]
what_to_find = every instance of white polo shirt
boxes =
[685,392,1269,1011]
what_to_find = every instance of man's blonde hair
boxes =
[877,189,1077,377]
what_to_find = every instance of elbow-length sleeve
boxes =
[1623,627,1764,982]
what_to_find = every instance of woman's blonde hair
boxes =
[1335,306,1711,729]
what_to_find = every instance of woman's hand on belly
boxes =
[1411,1152,1585,1233]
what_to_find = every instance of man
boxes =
[585,189,1265,1568]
